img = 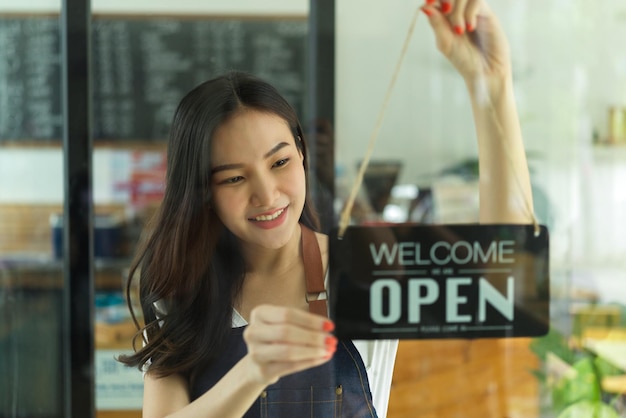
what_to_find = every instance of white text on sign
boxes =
[369,240,516,266]
[369,277,514,324]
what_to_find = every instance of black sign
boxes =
[329,224,550,339]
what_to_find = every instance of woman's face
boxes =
[210,109,306,250]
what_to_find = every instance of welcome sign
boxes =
[329,224,550,339]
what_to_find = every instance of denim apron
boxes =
[190,226,378,417]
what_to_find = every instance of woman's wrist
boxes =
[464,73,514,105]
[240,353,277,387]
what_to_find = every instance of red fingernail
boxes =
[466,23,474,32]
[322,320,335,332]
[441,2,452,13]
[425,0,436,4]
[325,335,338,346]
[421,7,434,17]
[454,25,464,35]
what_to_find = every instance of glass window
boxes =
[334,1,626,417]
[0,3,66,417]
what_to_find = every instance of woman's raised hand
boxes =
[421,0,511,83]
[242,305,337,386]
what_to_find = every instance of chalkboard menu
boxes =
[0,16,308,141]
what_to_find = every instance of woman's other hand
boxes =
[242,305,337,386]
[421,0,511,83]
[420,1,534,224]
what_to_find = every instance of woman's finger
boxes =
[463,0,483,32]
[448,0,469,35]
[244,322,333,348]
[246,336,337,364]
[249,304,334,332]
[242,340,336,385]
[439,0,453,15]
[421,5,453,55]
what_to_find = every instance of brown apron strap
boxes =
[301,224,328,318]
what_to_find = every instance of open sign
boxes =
[329,224,550,340]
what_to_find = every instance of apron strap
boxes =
[301,224,328,318]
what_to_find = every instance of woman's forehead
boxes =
[210,110,295,163]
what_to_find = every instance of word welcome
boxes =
[369,240,515,266]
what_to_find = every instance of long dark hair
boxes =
[118,71,320,384]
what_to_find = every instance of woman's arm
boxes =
[422,0,534,224]
[469,77,533,224]
[142,305,336,418]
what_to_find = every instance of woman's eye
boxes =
[222,176,243,184]
[273,158,289,168]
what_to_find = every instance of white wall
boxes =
[0,148,133,204]
[0,149,62,203]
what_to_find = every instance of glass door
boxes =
[0,0,93,416]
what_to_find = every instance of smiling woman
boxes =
[117,71,396,418]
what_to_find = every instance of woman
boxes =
[119,1,534,417]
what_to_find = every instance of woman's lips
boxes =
[249,207,286,222]
[249,206,288,229]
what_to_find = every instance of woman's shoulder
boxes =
[314,231,329,251]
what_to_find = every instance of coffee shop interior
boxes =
[2,0,626,417]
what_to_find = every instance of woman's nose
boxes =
[250,174,278,207]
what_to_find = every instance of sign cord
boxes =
[338,6,422,238]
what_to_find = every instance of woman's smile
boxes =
[249,206,289,229]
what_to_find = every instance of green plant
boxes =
[529,328,623,418]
